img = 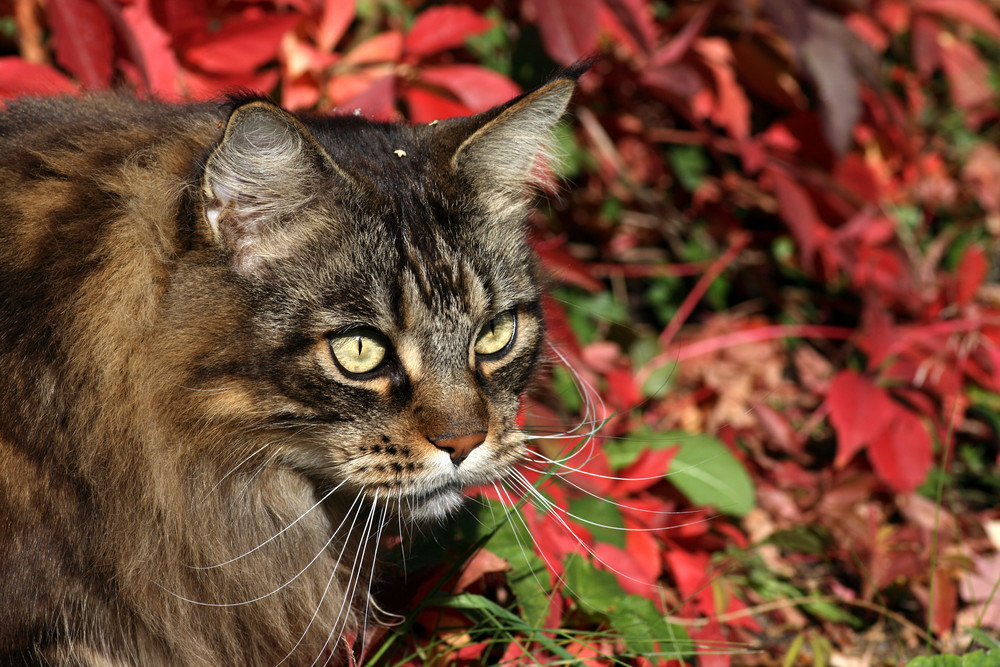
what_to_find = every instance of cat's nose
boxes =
[429,432,486,465]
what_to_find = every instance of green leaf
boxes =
[568,496,625,548]
[968,628,1000,651]
[607,595,695,658]
[604,425,663,470]
[476,500,552,626]
[908,652,1000,667]
[630,337,676,399]
[644,277,682,328]
[551,365,583,413]
[667,145,709,191]
[605,430,755,516]
[667,434,756,517]
[562,553,627,616]
[553,288,630,345]
[768,527,827,555]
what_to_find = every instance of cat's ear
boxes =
[448,64,586,215]
[201,99,338,275]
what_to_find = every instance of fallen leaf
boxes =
[826,370,898,469]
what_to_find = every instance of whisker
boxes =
[505,474,661,592]
[510,469,710,532]
[193,478,351,570]
[315,491,381,667]
[169,493,367,609]
[274,490,368,667]
[352,501,389,666]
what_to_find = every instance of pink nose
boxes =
[430,432,486,464]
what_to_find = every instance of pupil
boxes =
[356,337,363,356]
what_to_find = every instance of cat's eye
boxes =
[329,330,387,375]
[474,311,516,357]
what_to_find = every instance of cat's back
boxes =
[0,93,220,152]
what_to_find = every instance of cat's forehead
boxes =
[328,209,536,328]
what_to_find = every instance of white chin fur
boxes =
[408,488,467,522]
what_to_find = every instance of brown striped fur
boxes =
[0,67,583,665]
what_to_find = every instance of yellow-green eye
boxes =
[474,311,516,356]
[330,331,387,375]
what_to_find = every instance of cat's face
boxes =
[168,78,576,522]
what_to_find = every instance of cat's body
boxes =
[0,68,582,665]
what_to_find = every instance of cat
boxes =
[0,63,587,666]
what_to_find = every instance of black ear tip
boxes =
[554,56,599,83]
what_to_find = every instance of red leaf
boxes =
[956,244,987,305]
[342,30,403,66]
[845,12,889,52]
[0,58,78,98]
[542,295,584,358]
[593,542,652,596]
[641,62,705,101]
[182,68,281,101]
[938,33,994,112]
[766,166,831,274]
[453,642,488,660]
[333,73,397,120]
[47,0,114,89]
[404,5,493,57]
[601,0,659,57]
[281,73,321,111]
[914,0,1000,41]
[963,144,1000,213]
[454,549,508,593]
[752,403,803,456]
[317,0,356,52]
[876,0,911,34]
[151,0,210,53]
[606,366,642,412]
[524,504,591,572]
[402,86,471,123]
[826,370,898,468]
[527,0,600,66]
[417,65,520,112]
[531,237,604,292]
[614,447,676,496]
[694,38,750,141]
[652,1,713,66]
[625,524,663,583]
[929,566,958,635]
[282,32,339,77]
[911,14,941,77]
[859,300,896,371]
[664,549,711,601]
[184,13,301,74]
[691,621,732,667]
[120,0,181,99]
[867,407,933,493]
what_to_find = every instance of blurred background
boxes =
[2,0,999,664]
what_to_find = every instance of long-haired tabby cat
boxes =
[0,63,587,665]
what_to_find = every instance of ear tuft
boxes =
[202,100,331,274]
[450,67,585,216]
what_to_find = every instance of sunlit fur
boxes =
[0,67,584,665]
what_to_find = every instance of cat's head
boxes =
[171,68,583,521]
